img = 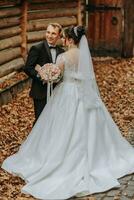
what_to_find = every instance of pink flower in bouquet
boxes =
[40,63,62,82]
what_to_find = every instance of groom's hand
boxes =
[35,65,47,83]
[35,64,46,83]
[35,64,42,79]
[35,64,41,73]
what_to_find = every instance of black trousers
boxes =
[33,98,47,124]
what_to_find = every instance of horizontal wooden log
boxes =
[30,0,77,3]
[28,8,77,21]
[0,26,21,39]
[0,47,21,65]
[0,7,21,18]
[0,72,16,83]
[89,0,123,7]
[30,0,55,2]
[0,36,22,50]
[29,2,77,11]
[27,31,46,42]
[0,16,20,28]
[0,58,24,78]
[0,0,20,6]
[28,16,77,32]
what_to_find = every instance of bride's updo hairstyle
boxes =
[64,25,85,44]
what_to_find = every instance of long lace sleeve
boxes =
[56,53,65,73]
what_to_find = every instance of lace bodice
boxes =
[56,47,101,109]
[56,48,80,80]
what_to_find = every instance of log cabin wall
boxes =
[0,0,85,80]
[27,0,85,53]
[0,0,24,79]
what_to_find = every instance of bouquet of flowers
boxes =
[36,63,62,83]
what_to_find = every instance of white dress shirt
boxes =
[48,44,56,63]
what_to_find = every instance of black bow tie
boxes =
[49,46,56,49]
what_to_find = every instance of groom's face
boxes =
[46,25,60,46]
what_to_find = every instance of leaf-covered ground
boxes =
[0,72,28,91]
[0,57,134,200]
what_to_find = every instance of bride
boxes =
[2,26,134,200]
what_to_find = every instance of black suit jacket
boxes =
[24,40,65,99]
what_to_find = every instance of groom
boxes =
[24,23,64,123]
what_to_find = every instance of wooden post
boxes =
[122,0,134,57]
[77,0,82,25]
[20,0,28,61]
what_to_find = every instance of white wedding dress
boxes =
[2,47,134,200]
